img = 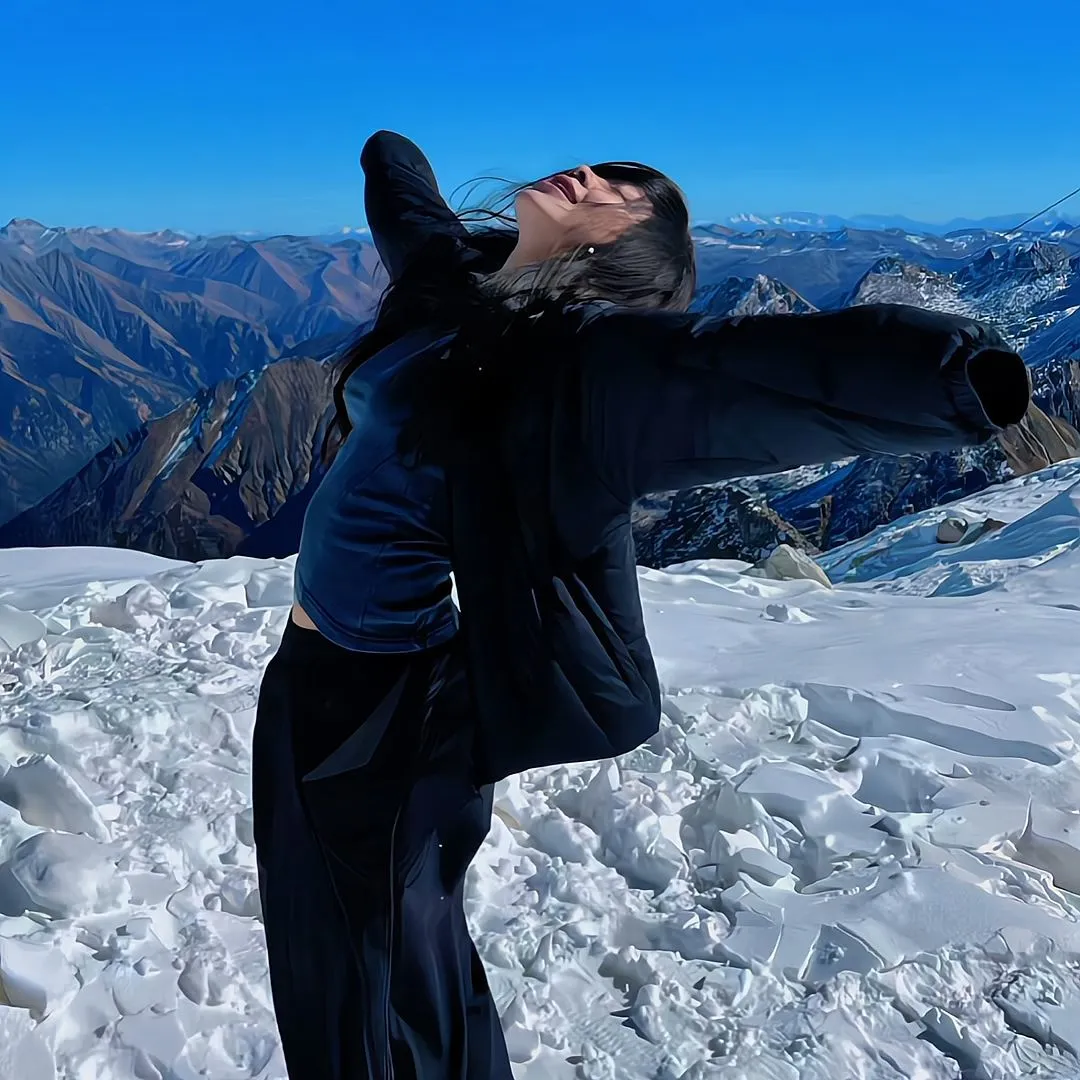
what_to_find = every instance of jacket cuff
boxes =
[947,345,1031,433]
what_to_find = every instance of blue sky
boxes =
[6,0,1079,234]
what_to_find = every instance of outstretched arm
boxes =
[360,130,469,282]
[575,303,1030,502]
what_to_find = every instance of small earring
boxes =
[586,246,596,255]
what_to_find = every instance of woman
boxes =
[253,130,1030,1080]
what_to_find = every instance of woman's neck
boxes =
[502,234,557,271]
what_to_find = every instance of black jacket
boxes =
[360,130,1032,784]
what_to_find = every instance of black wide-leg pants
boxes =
[253,620,514,1080]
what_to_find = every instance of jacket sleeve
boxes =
[361,130,470,282]
[574,303,1031,502]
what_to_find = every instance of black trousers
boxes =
[252,621,514,1079]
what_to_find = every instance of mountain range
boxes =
[1,217,1078,566]
[0,218,382,522]
[223,213,1080,243]
[717,212,1078,236]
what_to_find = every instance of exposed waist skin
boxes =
[289,601,456,653]
[290,603,321,632]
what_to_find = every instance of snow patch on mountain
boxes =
[848,242,1079,361]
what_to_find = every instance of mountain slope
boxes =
[0,220,379,523]
[847,242,1079,360]
[0,353,336,559]
[720,211,1079,234]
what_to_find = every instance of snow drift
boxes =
[0,464,1079,1077]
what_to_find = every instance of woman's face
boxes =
[514,165,648,261]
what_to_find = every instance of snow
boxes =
[1,468,1080,1078]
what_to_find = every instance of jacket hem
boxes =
[293,574,458,655]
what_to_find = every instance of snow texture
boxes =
[0,464,1079,1078]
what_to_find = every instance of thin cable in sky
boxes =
[1013,184,1080,231]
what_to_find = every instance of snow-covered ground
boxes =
[1,464,1080,1079]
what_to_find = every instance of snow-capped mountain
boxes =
[721,211,1078,235]
[317,226,373,243]
[630,240,1080,570]
[638,242,1080,563]
[692,274,815,316]
[632,241,1080,566]
[690,224,1080,310]
[845,256,970,313]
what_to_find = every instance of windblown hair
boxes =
[322,162,696,462]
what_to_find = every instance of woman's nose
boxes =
[572,165,595,187]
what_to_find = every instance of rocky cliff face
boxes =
[1001,401,1080,475]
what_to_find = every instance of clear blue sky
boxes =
[6,0,1079,235]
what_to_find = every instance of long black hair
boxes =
[322,161,696,462]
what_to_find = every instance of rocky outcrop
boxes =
[936,515,1005,545]
[753,545,832,588]
[1000,402,1080,474]
[846,244,1078,360]
[847,257,970,314]
[936,517,969,544]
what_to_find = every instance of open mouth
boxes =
[537,174,577,204]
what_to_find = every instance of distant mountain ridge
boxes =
[2,218,1079,567]
[315,215,1078,241]
[42,212,1074,243]
[716,212,1077,236]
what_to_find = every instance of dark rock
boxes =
[937,517,969,544]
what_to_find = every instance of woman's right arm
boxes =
[361,130,470,282]
[574,303,1031,503]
